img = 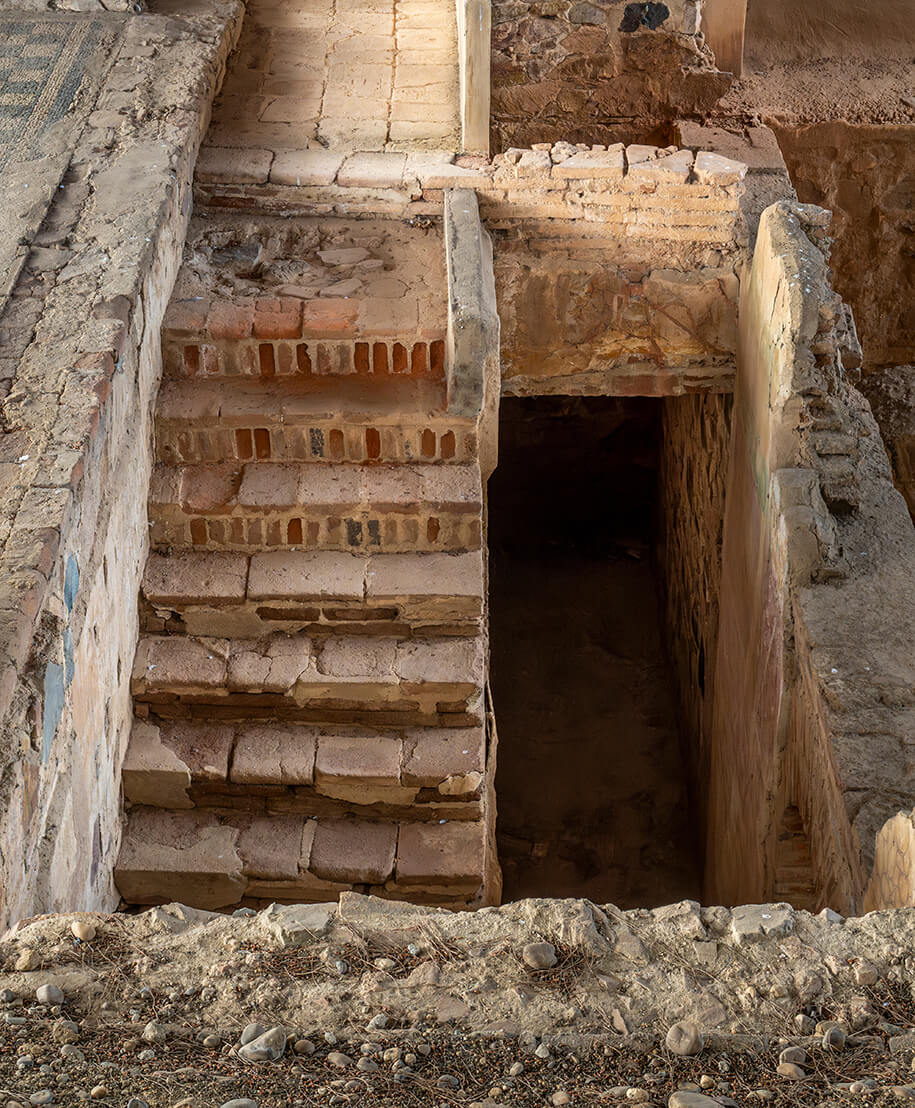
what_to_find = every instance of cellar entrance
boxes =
[489,396,703,907]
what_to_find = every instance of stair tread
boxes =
[123,717,485,803]
[142,549,484,605]
[157,375,453,422]
[131,632,485,695]
[150,462,482,512]
[115,805,487,909]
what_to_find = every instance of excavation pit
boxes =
[489,396,703,907]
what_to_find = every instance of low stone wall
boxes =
[705,200,915,913]
[0,0,242,932]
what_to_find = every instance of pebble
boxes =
[60,1045,85,1062]
[356,1058,378,1072]
[699,1076,715,1089]
[776,1062,806,1080]
[294,1039,316,1054]
[778,1046,807,1066]
[437,1075,461,1089]
[666,1021,703,1057]
[0,988,17,1002]
[794,1014,816,1034]
[854,962,879,985]
[893,1089,915,1102]
[668,1094,720,1108]
[522,942,558,970]
[535,1043,552,1060]
[552,1093,572,1106]
[141,1021,166,1044]
[137,1049,156,1061]
[326,1052,354,1068]
[203,1034,222,1048]
[70,921,96,942]
[238,1026,285,1062]
[220,1102,258,1108]
[627,1091,649,1103]
[36,985,64,1006]
[89,1087,108,1100]
[126,1101,149,1108]
[16,949,41,971]
[29,1094,54,1106]
[366,1013,388,1029]
[240,1022,265,1045]
[509,1062,524,1076]
[823,1026,847,1050]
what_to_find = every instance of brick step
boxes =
[148,462,482,553]
[122,718,486,822]
[131,632,485,725]
[141,549,483,638]
[155,376,476,466]
[115,806,490,910]
[161,297,446,383]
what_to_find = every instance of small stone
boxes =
[356,1058,379,1072]
[203,1034,222,1048]
[552,1093,572,1106]
[29,1095,54,1107]
[367,1013,388,1029]
[509,1062,524,1076]
[16,949,41,971]
[0,988,17,1002]
[89,1088,108,1100]
[220,1102,258,1108]
[535,1043,551,1060]
[522,942,557,970]
[776,1062,805,1080]
[699,1076,715,1089]
[437,1075,461,1089]
[70,921,96,942]
[823,1026,847,1050]
[141,1021,166,1044]
[794,1014,815,1034]
[666,1022,704,1057]
[240,1023,265,1045]
[51,1020,80,1043]
[36,985,64,1006]
[126,1101,149,1108]
[892,1089,915,1102]
[778,1046,806,1066]
[238,1026,286,1062]
[627,1091,649,1103]
[294,1039,316,1054]
[854,962,879,985]
[327,1052,354,1068]
[60,1045,85,1062]
[668,1094,721,1108]
[137,1049,156,1061]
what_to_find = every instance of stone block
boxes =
[315,733,403,786]
[131,635,228,694]
[248,551,365,601]
[395,820,484,885]
[309,818,397,883]
[365,551,482,600]
[143,551,248,606]
[401,726,484,788]
[237,815,306,879]
[693,151,747,186]
[269,149,346,186]
[337,153,407,189]
[196,146,273,185]
[231,723,318,785]
[122,720,193,809]
[551,145,624,180]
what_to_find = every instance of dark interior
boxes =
[488,396,703,907]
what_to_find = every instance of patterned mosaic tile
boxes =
[0,15,111,171]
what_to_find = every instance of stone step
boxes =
[122,718,486,821]
[131,632,485,725]
[155,376,477,466]
[115,806,490,909]
[141,549,483,637]
[160,296,446,382]
[148,462,482,553]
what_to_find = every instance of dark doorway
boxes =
[488,396,702,906]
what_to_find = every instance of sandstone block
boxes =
[315,733,403,787]
[365,551,482,600]
[395,820,484,885]
[693,151,747,186]
[231,724,318,785]
[237,815,306,879]
[122,720,193,809]
[196,146,273,185]
[269,149,346,186]
[401,727,484,787]
[248,551,365,601]
[115,809,245,909]
[309,818,397,883]
[337,153,407,189]
[131,635,228,694]
[143,551,248,606]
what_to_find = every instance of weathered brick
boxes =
[309,818,397,883]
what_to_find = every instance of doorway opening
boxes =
[488,396,703,906]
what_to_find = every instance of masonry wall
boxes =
[490,0,730,151]
[0,0,241,931]
[657,393,731,832]
[705,200,915,914]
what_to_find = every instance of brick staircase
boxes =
[115,206,500,910]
